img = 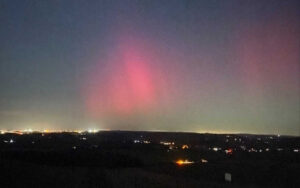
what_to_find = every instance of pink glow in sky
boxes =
[1,0,299,135]
[83,38,172,118]
[234,15,300,99]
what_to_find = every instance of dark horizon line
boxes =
[1,129,299,137]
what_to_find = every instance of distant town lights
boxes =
[24,129,33,133]
[88,129,98,133]
[213,147,221,152]
[160,141,175,146]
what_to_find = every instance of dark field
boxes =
[0,131,299,188]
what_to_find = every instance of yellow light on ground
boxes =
[182,145,189,149]
[176,159,194,165]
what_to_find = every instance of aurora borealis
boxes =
[0,0,299,135]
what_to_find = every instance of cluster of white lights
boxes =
[133,140,151,144]
[3,139,14,143]
[88,129,98,133]
[248,148,257,152]
[212,147,221,152]
[24,129,33,133]
[160,141,175,146]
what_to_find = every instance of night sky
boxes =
[0,0,299,135]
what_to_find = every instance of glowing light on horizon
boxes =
[88,129,98,133]
[24,129,33,133]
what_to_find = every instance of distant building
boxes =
[225,173,232,183]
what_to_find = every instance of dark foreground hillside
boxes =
[0,131,299,188]
[1,159,235,188]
